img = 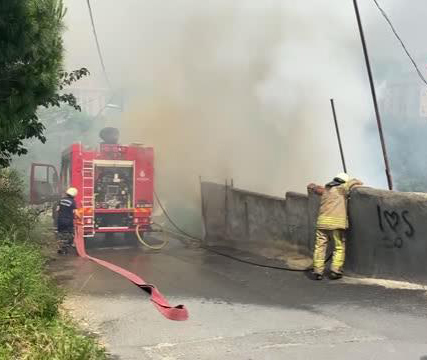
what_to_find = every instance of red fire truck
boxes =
[30,128,154,239]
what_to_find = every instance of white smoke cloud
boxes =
[63,0,425,231]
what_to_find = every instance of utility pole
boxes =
[353,0,393,190]
[330,99,347,173]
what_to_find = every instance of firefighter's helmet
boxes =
[334,172,350,183]
[66,187,78,197]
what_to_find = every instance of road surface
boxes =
[50,235,427,360]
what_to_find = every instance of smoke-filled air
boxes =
[57,0,427,231]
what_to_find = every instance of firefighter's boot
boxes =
[311,272,323,281]
[57,232,73,255]
[329,271,343,280]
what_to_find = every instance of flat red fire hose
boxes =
[74,225,188,321]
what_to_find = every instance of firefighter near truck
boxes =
[29,127,188,320]
[30,127,160,246]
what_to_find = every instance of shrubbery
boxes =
[0,169,106,359]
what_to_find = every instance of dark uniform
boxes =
[57,195,77,254]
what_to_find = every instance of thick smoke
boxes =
[362,0,427,192]
[62,0,426,232]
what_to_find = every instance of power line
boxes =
[372,0,427,87]
[86,0,111,88]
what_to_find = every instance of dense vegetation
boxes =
[0,0,88,167]
[0,169,107,359]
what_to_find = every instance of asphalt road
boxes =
[51,235,427,360]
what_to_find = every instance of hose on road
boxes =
[135,223,168,250]
[74,225,188,321]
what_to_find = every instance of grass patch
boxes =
[0,169,107,359]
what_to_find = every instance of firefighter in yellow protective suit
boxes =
[307,173,363,280]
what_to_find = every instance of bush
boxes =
[0,242,61,323]
[0,241,107,359]
[0,168,39,241]
[0,169,106,359]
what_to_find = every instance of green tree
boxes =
[0,0,89,167]
[12,105,102,178]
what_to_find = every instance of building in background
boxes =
[378,56,427,122]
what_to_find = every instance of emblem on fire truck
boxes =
[138,169,149,182]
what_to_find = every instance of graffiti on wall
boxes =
[377,205,415,249]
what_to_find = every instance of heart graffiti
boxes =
[384,211,399,231]
[377,205,415,249]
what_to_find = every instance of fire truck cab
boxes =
[30,128,154,239]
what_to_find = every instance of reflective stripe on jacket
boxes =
[316,179,362,230]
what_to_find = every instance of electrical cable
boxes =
[199,245,312,272]
[153,191,201,242]
[153,191,322,273]
[86,0,111,88]
[372,0,427,87]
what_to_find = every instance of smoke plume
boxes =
[62,0,427,233]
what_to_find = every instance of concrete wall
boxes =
[227,188,289,253]
[201,182,311,255]
[202,181,427,281]
[285,192,310,254]
[346,187,427,281]
[200,182,226,245]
